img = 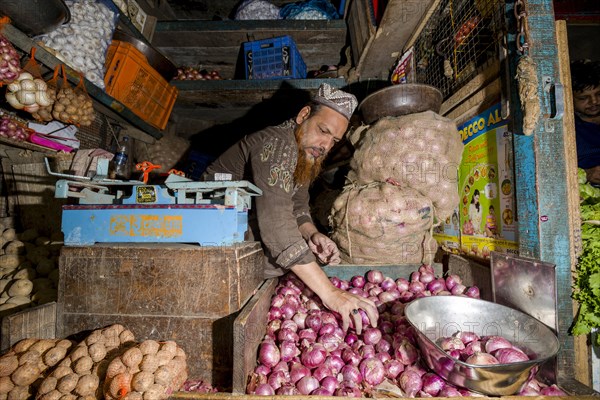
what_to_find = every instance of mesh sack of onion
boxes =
[329,184,437,265]
[247,266,567,397]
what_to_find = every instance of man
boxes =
[203,83,378,333]
[571,60,600,184]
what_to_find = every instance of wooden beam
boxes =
[444,78,501,123]
[440,61,500,116]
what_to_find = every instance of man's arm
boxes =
[291,261,378,334]
[299,222,341,265]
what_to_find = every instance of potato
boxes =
[1,229,15,242]
[37,376,58,396]
[0,298,6,305]
[152,366,171,387]
[18,229,38,243]
[87,343,106,363]
[138,341,159,356]
[17,350,41,366]
[122,348,143,369]
[131,371,153,392]
[6,296,30,306]
[0,255,21,269]
[139,354,158,373]
[12,267,36,281]
[4,242,25,255]
[7,279,33,297]
[38,389,62,400]
[0,279,11,294]
[119,330,135,344]
[36,259,55,276]
[72,355,93,375]
[50,366,72,380]
[69,346,88,363]
[56,373,78,394]
[0,355,18,377]
[0,375,13,394]
[44,346,69,368]
[107,372,132,398]
[7,385,30,400]
[142,383,165,400]
[0,304,18,312]
[84,330,104,347]
[123,392,143,400]
[30,340,56,356]
[105,359,126,380]
[11,362,41,386]
[73,374,99,397]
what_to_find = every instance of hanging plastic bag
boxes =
[52,65,95,126]
[0,17,22,85]
[234,0,281,20]
[32,65,60,122]
[5,47,53,114]
[280,0,340,20]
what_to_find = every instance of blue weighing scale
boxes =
[45,158,262,246]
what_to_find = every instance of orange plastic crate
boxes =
[104,41,178,130]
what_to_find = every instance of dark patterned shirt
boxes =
[202,120,315,277]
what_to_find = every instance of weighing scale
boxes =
[45,158,262,246]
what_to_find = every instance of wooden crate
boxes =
[58,242,264,387]
[231,264,442,394]
[0,302,57,352]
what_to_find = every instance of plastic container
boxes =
[243,35,307,80]
[104,40,178,130]
[28,132,75,152]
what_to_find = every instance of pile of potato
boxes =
[104,340,188,400]
[0,224,62,314]
[52,86,95,127]
[0,338,74,399]
[36,324,135,400]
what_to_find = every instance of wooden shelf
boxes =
[153,20,348,79]
[0,24,165,140]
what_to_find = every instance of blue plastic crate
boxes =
[243,35,307,80]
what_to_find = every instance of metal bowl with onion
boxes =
[0,0,70,36]
[111,29,178,82]
[404,296,560,396]
[358,83,443,124]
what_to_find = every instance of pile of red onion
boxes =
[0,35,21,83]
[438,333,531,365]
[0,115,30,141]
[174,66,222,80]
[247,266,568,397]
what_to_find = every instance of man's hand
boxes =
[585,166,600,184]
[308,232,341,265]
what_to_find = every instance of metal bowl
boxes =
[0,0,70,36]
[404,296,560,396]
[112,30,178,81]
[358,84,443,124]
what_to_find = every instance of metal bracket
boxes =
[543,75,565,120]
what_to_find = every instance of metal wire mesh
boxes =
[413,0,505,98]
[76,112,118,151]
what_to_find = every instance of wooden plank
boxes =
[402,0,443,52]
[59,243,264,318]
[347,0,376,68]
[508,0,578,380]
[1,302,57,352]
[555,20,589,387]
[232,278,278,394]
[355,0,436,79]
[444,78,501,122]
[440,61,500,116]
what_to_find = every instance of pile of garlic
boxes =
[5,72,55,114]
[0,338,74,399]
[37,0,117,89]
[0,225,63,314]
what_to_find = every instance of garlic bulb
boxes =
[5,71,56,115]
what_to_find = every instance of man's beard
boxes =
[294,122,324,186]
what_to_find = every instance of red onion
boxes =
[279,340,300,362]
[463,340,483,357]
[376,351,391,364]
[254,364,271,376]
[409,280,425,293]
[321,376,339,393]
[312,364,333,381]
[390,302,405,316]
[268,306,282,321]
[380,277,397,291]
[318,323,336,336]
[484,336,513,353]
[267,370,288,390]
[398,370,423,397]
[359,344,376,359]
[342,348,361,366]
[311,387,333,396]
[300,343,327,368]
[320,312,337,325]
[404,363,427,377]
[284,294,302,310]
[280,304,296,319]
[395,339,419,365]
[345,332,359,345]
[451,283,467,295]
[445,274,462,290]
[363,328,382,345]
[340,364,362,383]
[271,294,285,308]
[438,336,465,351]
[464,285,481,298]
[281,319,298,332]
[410,271,420,282]
[448,349,461,359]
[519,385,541,396]
[427,278,446,294]
[384,359,404,379]
[367,270,384,284]
[419,271,435,284]
[454,330,480,344]
[540,384,567,396]
[298,328,317,344]
[351,275,366,288]
[335,386,362,397]
[324,355,345,374]
[359,357,386,386]
[258,340,280,367]
[296,375,319,395]
[465,352,500,365]
[305,312,322,332]
[292,311,307,329]
[369,286,384,297]
[254,383,275,395]
[376,338,391,353]
[378,291,397,304]
[277,328,298,343]
[421,372,445,396]
[419,264,435,274]
[0,36,21,84]
[266,319,281,338]
[439,386,462,397]
[318,333,342,352]
[494,347,530,363]
[395,278,410,292]
[278,286,298,296]
[330,276,342,288]
[339,279,350,291]
[289,362,310,383]
[276,384,299,395]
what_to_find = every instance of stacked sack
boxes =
[330,111,463,264]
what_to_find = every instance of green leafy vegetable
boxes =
[571,169,600,344]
